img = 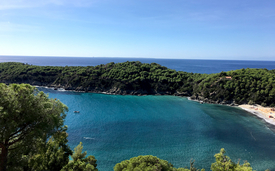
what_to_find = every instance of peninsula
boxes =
[0,61,274,108]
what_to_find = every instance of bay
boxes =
[40,87,275,171]
[2,56,275,170]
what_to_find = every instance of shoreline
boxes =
[37,85,275,126]
[237,105,275,126]
[36,85,183,97]
[33,85,187,96]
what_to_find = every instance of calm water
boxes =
[39,87,275,171]
[1,56,275,74]
[2,56,275,170]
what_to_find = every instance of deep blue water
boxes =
[1,56,275,74]
[2,56,275,170]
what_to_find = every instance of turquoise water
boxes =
[39,87,275,171]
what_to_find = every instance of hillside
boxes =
[0,61,275,106]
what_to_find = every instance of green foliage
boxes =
[0,83,68,171]
[72,142,87,161]
[261,102,267,107]
[113,155,173,171]
[0,62,196,96]
[61,142,98,171]
[248,100,254,105]
[211,148,254,171]
[27,130,72,171]
[1,62,274,106]
[211,148,236,171]
[113,155,205,171]
[193,68,275,106]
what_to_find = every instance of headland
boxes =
[0,61,274,108]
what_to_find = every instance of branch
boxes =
[8,125,36,146]
[9,115,44,142]
[8,146,21,151]
[8,124,30,140]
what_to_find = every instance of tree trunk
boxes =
[0,143,8,171]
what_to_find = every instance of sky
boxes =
[0,0,275,60]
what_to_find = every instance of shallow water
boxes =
[39,87,275,171]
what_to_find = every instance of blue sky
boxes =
[0,0,275,60]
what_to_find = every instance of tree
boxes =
[27,130,72,171]
[114,155,205,171]
[211,148,236,171]
[0,83,68,171]
[219,71,227,77]
[189,159,204,171]
[114,155,174,171]
[235,161,253,171]
[211,148,254,171]
[61,142,98,171]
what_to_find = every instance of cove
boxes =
[39,87,275,171]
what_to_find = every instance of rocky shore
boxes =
[49,84,191,96]
[9,80,190,96]
[189,94,238,106]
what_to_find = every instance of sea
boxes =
[1,56,275,74]
[1,56,275,170]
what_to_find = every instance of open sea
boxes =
[1,56,275,170]
[1,56,275,74]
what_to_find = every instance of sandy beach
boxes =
[238,104,275,125]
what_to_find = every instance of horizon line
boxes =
[0,55,275,62]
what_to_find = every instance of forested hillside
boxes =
[0,61,275,106]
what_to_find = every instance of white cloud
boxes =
[0,0,98,10]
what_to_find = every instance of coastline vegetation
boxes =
[0,61,274,106]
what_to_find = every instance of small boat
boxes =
[74,111,80,113]
[200,101,204,104]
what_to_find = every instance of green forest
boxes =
[1,61,274,106]
[0,84,265,171]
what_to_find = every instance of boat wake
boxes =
[84,137,95,140]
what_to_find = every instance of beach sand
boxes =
[238,104,275,125]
